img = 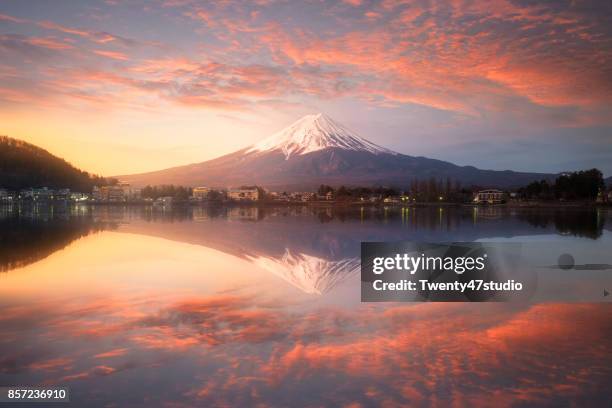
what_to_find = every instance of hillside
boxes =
[0,136,110,192]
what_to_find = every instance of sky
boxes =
[0,0,611,177]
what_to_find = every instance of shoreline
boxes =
[1,200,609,209]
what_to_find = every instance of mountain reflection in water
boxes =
[0,204,610,407]
[1,205,609,283]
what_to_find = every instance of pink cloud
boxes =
[93,49,129,60]
[0,1,610,127]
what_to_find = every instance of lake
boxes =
[1,204,611,407]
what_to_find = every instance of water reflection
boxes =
[0,205,610,293]
[1,294,610,406]
[516,208,607,239]
[0,205,115,273]
[0,204,610,406]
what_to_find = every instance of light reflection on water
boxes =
[0,204,611,407]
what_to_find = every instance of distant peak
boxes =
[246,113,396,159]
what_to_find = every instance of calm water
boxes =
[1,204,611,407]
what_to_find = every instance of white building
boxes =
[228,187,259,201]
[473,189,504,204]
[192,186,211,200]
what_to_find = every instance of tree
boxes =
[554,169,603,200]
[318,184,334,195]
[140,184,192,200]
[207,190,223,201]
[336,185,350,197]
[521,180,552,199]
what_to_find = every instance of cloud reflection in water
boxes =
[0,205,610,406]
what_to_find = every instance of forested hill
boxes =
[0,136,112,192]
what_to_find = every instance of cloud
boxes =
[0,13,27,23]
[93,348,129,359]
[93,49,129,60]
[0,0,611,176]
[0,34,71,58]
[1,1,611,122]
[37,20,91,37]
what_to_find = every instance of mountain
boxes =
[247,249,360,295]
[0,136,111,192]
[118,113,555,190]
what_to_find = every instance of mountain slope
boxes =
[118,114,555,189]
[0,136,110,191]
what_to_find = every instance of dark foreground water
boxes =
[0,204,611,407]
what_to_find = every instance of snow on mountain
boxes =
[247,249,360,295]
[246,113,396,159]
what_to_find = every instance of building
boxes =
[92,186,102,201]
[107,186,126,201]
[119,182,140,200]
[383,196,401,204]
[70,192,89,202]
[2,190,16,201]
[20,187,53,201]
[291,192,315,202]
[93,185,126,202]
[192,186,211,200]
[473,189,504,204]
[93,182,140,202]
[53,188,70,201]
[316,191,334,201]
[228,187,259,201]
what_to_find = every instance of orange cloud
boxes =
[37,20,90,37]
[28,358,73,372]
[1,0,611,141]
[93,49,129,60]
[93,348,129,359]
[28,37,74,50]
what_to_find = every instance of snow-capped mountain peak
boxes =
[246,113,396,159]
